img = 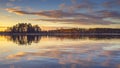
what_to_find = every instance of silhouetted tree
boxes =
[8,23,41,33]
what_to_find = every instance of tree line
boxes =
[1,23,120,34]
[47,28,120,34]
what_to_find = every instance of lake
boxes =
[0,35,120,68]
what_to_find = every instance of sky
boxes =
[0,0,120,30]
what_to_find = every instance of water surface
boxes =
[0,35,120,68]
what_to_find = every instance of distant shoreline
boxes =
[0,32,120,36]
[1,23,120,36]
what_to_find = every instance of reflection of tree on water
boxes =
[3,35,120,45]
[48,35,120,40]
[8,35,41,45]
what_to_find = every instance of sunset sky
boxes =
[0,0,120,30]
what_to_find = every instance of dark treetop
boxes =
[6,23,41,33]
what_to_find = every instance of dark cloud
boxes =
[6,8,102,18]
[102,0,120,8]
[60,0,94,13]
[9,0,16,2]
[102,1,114,8]
[5,0,120,25]
[96,10,120,18]
[6,8,100,19]
[71,0,77,4]
[6,8,120,25]
[31,18,113,25]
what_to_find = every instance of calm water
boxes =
[0,35,120,68]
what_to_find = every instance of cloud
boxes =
[102,1,113,8]
[5,8,69,17]
[59,0,94,13]
[102,0,120,9]
[5,0,120,25]
[30,18,116,25]
[5,8,99,18]
[5,8,29,15]
[9,0,15,2]
[71,0,77,4]
[6,2,14,7]
[96,10,120,18]
[31,18,113,25]
[6,8,120,25]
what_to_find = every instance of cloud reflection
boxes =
[0,35,120,68]
[5,42,120,68]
